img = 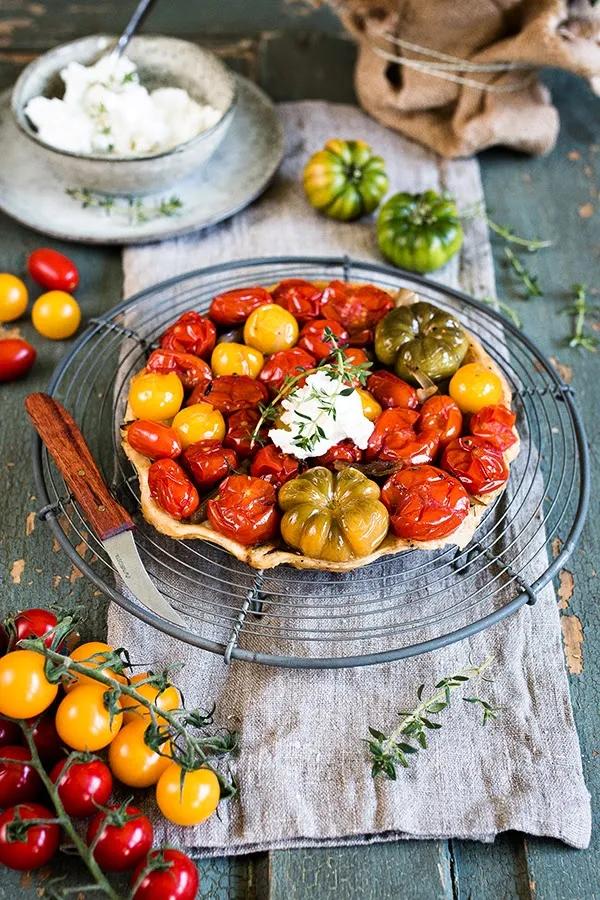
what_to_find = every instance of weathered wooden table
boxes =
[0,4,598,898]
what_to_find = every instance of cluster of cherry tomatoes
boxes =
[0,248,82,383]
[126,279,518,547]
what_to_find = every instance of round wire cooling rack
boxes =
[32,256,590,669]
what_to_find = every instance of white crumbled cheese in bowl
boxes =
[269,372,375,461]
[24,53,223,157]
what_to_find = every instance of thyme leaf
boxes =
[504,247,543,298]
[478,295,522,329]
[66,188,184,226]
[564,283,598,353]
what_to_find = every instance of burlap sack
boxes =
[325,0,600,157]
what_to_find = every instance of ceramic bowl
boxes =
[11,34,237,195]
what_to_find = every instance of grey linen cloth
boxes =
[109,102,591,852]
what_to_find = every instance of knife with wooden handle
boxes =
[25,392,185,627]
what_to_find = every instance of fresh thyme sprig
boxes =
[478,295,522,329]
[368,658,496,779]
[504,247,543,298]
[66,188,183,225]
[486,216,552,252]
[564,283,598,352]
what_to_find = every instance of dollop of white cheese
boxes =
[269,371,375,461]
[25,54,222,156]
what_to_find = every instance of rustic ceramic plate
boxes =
[0,76,283,245]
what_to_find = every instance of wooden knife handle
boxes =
[25,392,134,541]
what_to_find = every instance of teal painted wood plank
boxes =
[452,835,533,900]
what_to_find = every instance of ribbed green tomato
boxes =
[377,191,463,273]
[303,139,389,222]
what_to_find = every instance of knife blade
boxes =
[25,392,185,627]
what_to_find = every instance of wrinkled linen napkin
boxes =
[109,102,591,853]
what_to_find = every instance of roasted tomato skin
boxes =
[181,440,237,491]
[207,475,279,545]
[159,311,216,359]
[418,395,463,446]
[148,459,199,519]
[365,408,420,460]
[298,319,349,359]
[379,429,441,466]
[224,409,263,459]
[250,444,299,488]
[320,280,394,332]
[381,464,470,541]
[146,349,212,392]
[127,420,182,460]
[315,440,363,468]
[469,404,517,451]
[258,347,316,393]
[271,279,323,321]
[441,435,508,495]
[203,375,269,415]
[209,287,271,326]
[367,370,418,410]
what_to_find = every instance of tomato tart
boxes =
[122,280,519,571]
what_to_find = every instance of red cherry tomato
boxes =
[258,347,316,393]
[0,803,60,870]
[203,375,269,415]
[341,347,369,368]
[87,804,153,872]
[441,435,509,495]
[382,465,470,541]
[131,849,199,900]
[182,440,237,491]
[250,444,299,487]
[365,408,420,460]
[315,440,363,468]
[209,287,271,326]
[30,714,65,766]
[146,349,212,392]
[148,458,199,519]
[0,746,43,806]
[271,279,323,321]
[419,395,463,446]
[0,717,21,748]
[367,370,418,410]
[127,420,182,460]
[11,608,58,649]
[298,319,349,359]
[320,281,394,332]
[28,248,79,292]
[379,429,441,466]
[0,338,36,382]
[469,404,517,451]
[50,756,113,818]
[224,408,264,459]
[159,311,216,359]
[207,475,279,545]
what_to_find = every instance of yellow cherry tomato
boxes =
[123,672,182,724]
[108,719,171,788]
[0,650,58,718]
[0,273,28,322]
[449,363,504,414]
[55,685,123,751]
[31,290,81,339]
[128,371,184,422]
[211,342,264,377]
[243,304,299,355]
[172,402,225,449]
[356,388,382,422]
[65,641,128,692]
[156,763,220,826]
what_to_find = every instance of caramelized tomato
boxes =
[243,304,299,355]
[356,388,382,421]
[127,421,182,460]
[172,403,225,448]
[418,395,463,445]
[381,465,470,541]
[224,409,263,459]
[320,281,394,331]
[204,375,269,415]
[441,435,508,495]
[298,319,349,359]
[315,440,363,468]
[159,311,216,359]
[250,444,299,488]
[209,287,271,326]
[367,370,418,410]
[148,459,199,519]
[210,342,264,378]
[258,347,316,393]
[365,408,420,460]
[146,349,212,392]
[469,404,517,451]
[380,430,440,466]
[207,475,279,545]
[181,440,237,491]
[271,279,323,321]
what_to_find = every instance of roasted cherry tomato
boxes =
[0,746,42,806]
[156,764,220,826]
[379,429,441,466]
[224,409,263,459]
[32,290,81,340]
[148,458,200,519]
[258,347,316,393]
[172,402,225,448]
[127,420,182,460]
[320,281,394,333]
[28,248,79,291]
[207,474,279,545]
[418,395,463,446]
[449,363,504,414]
[123,673,182,725]
[181,440,237,491]
[0,650,58,719]
[10,607,58,649]
[243,304,299,355]
[441,435,509,495]
[29,714,65,766]
[56,685,123,752]
[381,465,470,541]
[128,371,184,422]
[66,641,128,692]
[209,286,271,326]
[87,804,153,872]
[204,375,269,414]
[356,388,382,422]
[50,756,113,818]
[0,717,21,748]
[469,404,517,451]
[365,408,420,461]
[109,720,171,789]
[211,342,264,378]
[0,273,28,322]
[250,444,299,487]
[160,311,216,359]
[298,319,349,360]
[342,346,369,368]
[271,279,323,321]
[314,439,363,468]
[131,848,199,900]
[0,338,36,382]
[0,803,60,870]
[146,349,212,392]
[367,370,418,410]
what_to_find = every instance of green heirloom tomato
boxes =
[303,139,389,222]
[377,190,463,273]
[374,302,469,384]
